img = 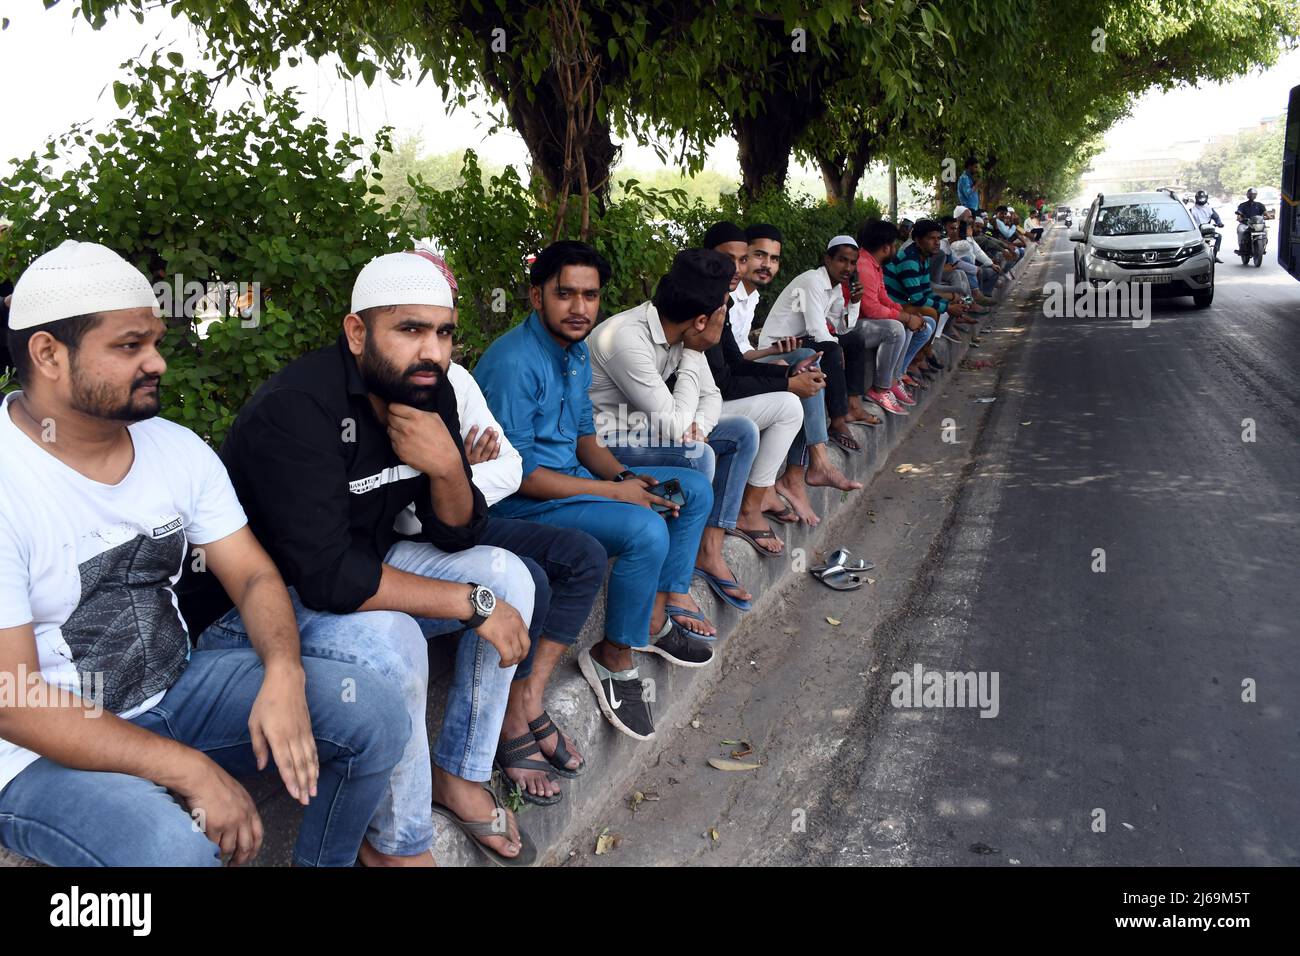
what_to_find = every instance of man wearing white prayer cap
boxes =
[192,247,539,866]
[0,240,409,867]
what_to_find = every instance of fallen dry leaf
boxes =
[708,827,720,842]
[629,791,645,811]
[595,827,622,855]
[729,743,753,759]
[826,616,841,626]
[707,757,762,771]
[865,577,877,585]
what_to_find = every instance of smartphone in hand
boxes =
[647,478,686,516]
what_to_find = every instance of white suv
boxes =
[1070,191,1216,308]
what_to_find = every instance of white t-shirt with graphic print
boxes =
[0,392,247,793]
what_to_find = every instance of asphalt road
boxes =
[783,224,1300,866]
[570,225,1299,868]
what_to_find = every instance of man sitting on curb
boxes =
[410,248,606,808]
[853,218,923,417]
[700,221,817,555]
[0,240,408,867]
[758,237,884,457]
[190,250,537,867]
[588,249,760,619]
[475,242,715,743]
[726,223,860,526]
[884,220,953,372]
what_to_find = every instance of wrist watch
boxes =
[463,583,496,629]
[614,469,637,483]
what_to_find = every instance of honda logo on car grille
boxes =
[1142,251,1157,262]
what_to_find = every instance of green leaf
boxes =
[166,52,184,67]
[112,81,131,110]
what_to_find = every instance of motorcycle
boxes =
[1237,215,1267,267]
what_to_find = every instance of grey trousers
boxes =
[841,318,908,391]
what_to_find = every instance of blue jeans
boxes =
[523,467,712,648]
[610,416,758,529]
[478,516,606,679]
[198,540,535,857]
[759,347,830,466]
[898,315,937,379]
[0,649,408,867]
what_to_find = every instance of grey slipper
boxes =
[431,785,537,866]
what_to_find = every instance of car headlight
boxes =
[1090,247,1117,261]
[1176,242,1204,259]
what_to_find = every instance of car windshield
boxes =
[1093,202,1192,236]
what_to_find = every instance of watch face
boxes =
[474,587,496,616]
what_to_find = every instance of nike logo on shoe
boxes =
[608,678,622,710]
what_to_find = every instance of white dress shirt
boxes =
[727,282,763,353]
[758,266,860,345]
[588,300,722,443]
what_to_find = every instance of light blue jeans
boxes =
[898,315,938,380]
[609,415,758,529]
[759,347,830,465]
[0,649,408,866]
[198,540,535,857]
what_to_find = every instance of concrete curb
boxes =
[0,241,1046,868]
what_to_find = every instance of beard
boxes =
[360,337,443,411]
[69,367,162,422]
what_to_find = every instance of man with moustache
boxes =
[704,222,860,535]
[475,242,715,742]
[0,240,408,867]
[192,250,537,867]
[403,248,606,808]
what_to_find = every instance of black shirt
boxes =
[704,296,792,401]
[182,335,485,628]
[1237,200,1266,219]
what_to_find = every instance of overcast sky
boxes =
[2,7,1297,183]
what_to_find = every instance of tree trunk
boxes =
[736,104,801,200]
[814,128,874,207]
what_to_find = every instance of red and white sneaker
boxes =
[867,388,908,415]
[890,384,917,406]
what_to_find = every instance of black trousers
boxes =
[800,334,867,419]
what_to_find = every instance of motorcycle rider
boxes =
[1235,188,1267,256]
[1189,190,1224,263]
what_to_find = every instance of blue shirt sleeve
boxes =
[475,349,543,480]
[577,358,595,438]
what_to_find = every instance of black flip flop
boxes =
[495,731,562,806]
[828,430,861,453]
[529,711,585,778]
[725,526,783,557]
[763,504,798,525]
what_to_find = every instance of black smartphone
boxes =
[647,478,686,515]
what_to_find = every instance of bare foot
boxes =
[806,461,863,491]
[774,476,820,526]
[429,773,521,860]
[357,840,437,867]
[497,709,561,801]
[657,592,719,637]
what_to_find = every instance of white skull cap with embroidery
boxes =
[351,250,453,314]
[8,239,161,331]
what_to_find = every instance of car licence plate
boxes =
[1126,274,1173,283]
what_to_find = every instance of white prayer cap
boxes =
[826,234,857,250]
[351,250,453,314]
[7,240,161,331]
[953,205,972,219]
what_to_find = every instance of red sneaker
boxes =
[890,383,917,406]
[868,388,908,415]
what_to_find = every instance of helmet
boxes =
[1195,190,1208,204]
[1246,188,1257,200]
